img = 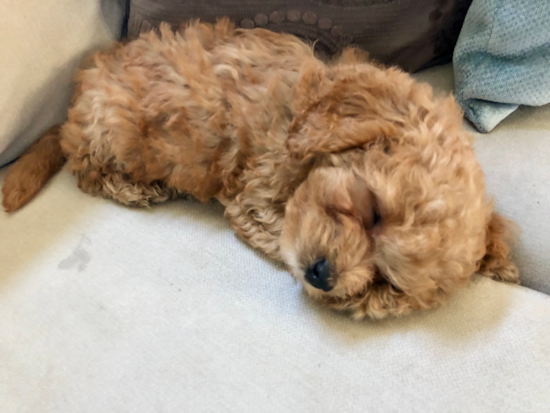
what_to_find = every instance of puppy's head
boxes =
[280,61,503,318]
[280,166,381,299]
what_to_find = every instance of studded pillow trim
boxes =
[126,0,472,72]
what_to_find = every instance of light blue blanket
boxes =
[453,0,550,133]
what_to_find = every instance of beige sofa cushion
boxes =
[0,167,549,412]
[1,21,549,408]
[0,0,125,167]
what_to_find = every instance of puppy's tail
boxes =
[2,125,66,212]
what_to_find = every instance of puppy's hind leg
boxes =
[77,171,179,207]
[223,198,284,262]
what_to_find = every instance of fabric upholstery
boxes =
[1,166,550,412]
[453,0,550,132]
[0,0,125,168]
[2,43,550,411]
[127,0,472,72]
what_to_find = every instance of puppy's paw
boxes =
[479,262,520,284]
[478,212,520,284]
[2,175,36,212]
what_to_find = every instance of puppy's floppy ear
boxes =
[478,212,520,283]
[286,71,397,160]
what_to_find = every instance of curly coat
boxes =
[2,19,519,319]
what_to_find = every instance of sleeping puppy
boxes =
[2,19,519,319]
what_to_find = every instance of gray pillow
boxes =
[453,0,550,133]
[127,0,472,73]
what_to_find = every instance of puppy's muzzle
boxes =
[305,258,333,292]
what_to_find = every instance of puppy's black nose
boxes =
[305,259,333,292]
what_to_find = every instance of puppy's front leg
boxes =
[223,197,284,262]
[478,212,520,284]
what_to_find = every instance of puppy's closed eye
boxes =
[325,203,381,231]
[369,210,382,229]
[358,207,381,232]
[348,176,380,231]
[325,205,354,224]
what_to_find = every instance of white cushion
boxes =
[1,166,550,411]
[2,35,550,409]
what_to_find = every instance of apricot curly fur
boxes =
[1,19,519,319]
